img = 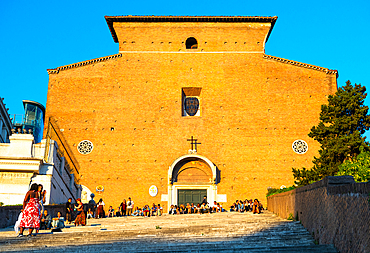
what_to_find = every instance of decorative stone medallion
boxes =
[292,140,308,154]
[96,185,104,192]
[77,140,94,154]
[149,185,158,197]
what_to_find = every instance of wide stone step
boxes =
[0,211,338,253]
[0,228,315,246]
[0,233,336,252]
[1,239,338,253]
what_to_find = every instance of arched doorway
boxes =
[167,154,218,210]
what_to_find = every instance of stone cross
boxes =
[187,136,201,152]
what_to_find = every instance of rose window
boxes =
[292,140,308,154]
[77,140,94,154]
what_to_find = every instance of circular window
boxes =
[77,140,94,155]
[292,140,308,154]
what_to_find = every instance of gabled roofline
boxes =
[47,53,338,76]
[104,15,278,43]
[263,54,338,77]
[47,53,123,74]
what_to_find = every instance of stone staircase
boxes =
[0,211,337,252]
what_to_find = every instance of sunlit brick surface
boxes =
[44,18,337,210]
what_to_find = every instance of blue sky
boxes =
[1,0,369,137]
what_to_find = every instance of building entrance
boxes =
[177,189,207,206]
[167,154,219,212]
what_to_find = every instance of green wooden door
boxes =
[178,189,207,206]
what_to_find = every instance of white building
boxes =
[0,133,81,205]
[0,98,12,143]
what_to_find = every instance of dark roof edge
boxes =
[104,15,278,43]
[47,53,123,74]
[47,51,339,78]
[263,54,339,76]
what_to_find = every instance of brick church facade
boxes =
[45,16,338,210]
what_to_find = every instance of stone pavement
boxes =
[0,211,338,252]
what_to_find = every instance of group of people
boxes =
[90,197,164,218]
[83,197,110,219]
[130,203,163,217]
[65,197,86,226]
[39,210,65,230]
[15,186,264,237]
[83,196,263,218]
[169,196,226,215]
[229,199,264,214]
[15,183,86,237]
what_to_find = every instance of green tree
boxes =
[336,146,370,182]
[293,81,370,186]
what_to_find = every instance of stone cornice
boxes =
[0,161,40,166]
[105,15,278,43]
[263,54,338,77]
[0,160,42,166]
[0,157,43,161]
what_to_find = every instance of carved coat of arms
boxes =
[185,97,199,116]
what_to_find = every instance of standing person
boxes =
[37,184,46,213]
[157,204,163,216]
[74,198,86,226]
[65,198,73,224]
[14,209,23,235]
[35,184,46,235]
[96,198,105,218]
[201,196,207,205]
[88,193,96,218]
[119,199,127,217]
[18,183,41,237]
[127,197,134,216]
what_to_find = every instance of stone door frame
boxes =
[166,154,218,211]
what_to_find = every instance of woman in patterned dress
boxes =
[17,183,41,237]
[35,184,46,235]
[74,198,86,226]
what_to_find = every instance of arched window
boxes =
[186,37,198,49]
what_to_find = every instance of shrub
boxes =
[266,185,297,197]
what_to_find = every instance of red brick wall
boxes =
[267,176,370,253]
[44,20,337,211]
[114,22,270,52]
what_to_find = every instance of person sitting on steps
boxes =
[52,211,65,231]
[107,206,114,217]
[40,210,51,230]
[252,199,262,214]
